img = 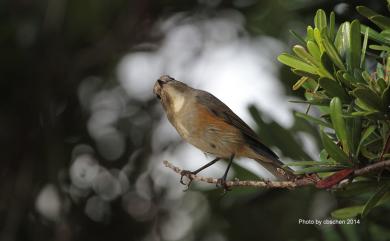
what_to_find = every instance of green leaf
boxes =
[331,205,364,219]
[369,44,390,52]
[336,70,354,89]
[377,78,387,92]
[329,11,336,41]
[351,110,385,120]
[330,97,349,154]
[289,30,306,46]
[284,160,336,167]
[381,29,390,43]
[362,184,390,217]
[353,69,365,84]
[292,76,309,90]
[360,27,369,68]
[307,25,314,41]
[277,53,318,75]
[356,6,390,30]
[295,112,332,128]
[293,166,342,175]
[319,77,349,101]
[343,69,365,87]
[355,97,377,112]
[293,45,320,66]
[291,69,320,80]
[350,111,379,117]
[301,77,318,90]
[358,125,376,155]
[320,128,351,166]
[307,40,321,61]
[314,28,325,53]
[348,20,361,71]
[361,71,371,83]
[376,62,385,79]
[319,149,330,162]
[353,87,383,111]
[356,6,378,19]
[289,99,330,106]
[361,25,390,45]
[314,9,327,31]
[322,31,346,70]
[345,113,361,161]
[335,22,351,59]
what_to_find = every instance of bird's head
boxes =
[153,75,191,113]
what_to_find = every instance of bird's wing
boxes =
[195,90,279,161]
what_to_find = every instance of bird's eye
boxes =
[156,94,161,100]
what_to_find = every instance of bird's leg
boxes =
[180,157,220,189]
[216,154,235,193]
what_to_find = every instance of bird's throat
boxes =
[171,94,186,113]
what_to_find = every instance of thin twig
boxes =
[163,160,315,188]
[163,159,390,189]
[354,160,390,176]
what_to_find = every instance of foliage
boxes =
[278,6,390,219]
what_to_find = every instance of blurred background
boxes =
[1,0,390,241]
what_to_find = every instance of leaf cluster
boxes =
[278,6,390,219]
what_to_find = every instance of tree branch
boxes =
[354,159,390,176]
[163,159,390,189]
[162,160,315,188]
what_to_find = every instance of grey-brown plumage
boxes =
[154,75,296,181]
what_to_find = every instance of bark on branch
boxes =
[162,160,315,188]
[163,159,390,189]
[354,159,390,176]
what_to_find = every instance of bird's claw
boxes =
[180,170,194,191]
[216,178,231,194]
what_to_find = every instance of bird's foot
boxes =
[216,177,231,194]
[180,170,195,191]
[264,179,272,187]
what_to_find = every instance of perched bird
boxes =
[153,75,296,189]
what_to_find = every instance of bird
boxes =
[153,75,296,190]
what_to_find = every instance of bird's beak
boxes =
[158,75,174,85]
[154,75,174,100]
[158,79,166,87]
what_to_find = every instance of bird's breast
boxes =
[170,105,244,158]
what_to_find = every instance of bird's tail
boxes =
[244,136,297,181]
[254,157,296,181]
